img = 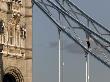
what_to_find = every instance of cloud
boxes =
[63,43,84,54]
[49,41,58,48]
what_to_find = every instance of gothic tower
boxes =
[0,0,32,82]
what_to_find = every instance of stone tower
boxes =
[0,0,32,82]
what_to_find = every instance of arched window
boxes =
[3,33,5,43]
[0,20,4,34]
[17,31,19,45]
[7,2,12,13]
[9,28,14,45]
[20,25,26,39]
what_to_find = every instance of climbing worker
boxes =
[86,39,90,49]
[85,38,90,58]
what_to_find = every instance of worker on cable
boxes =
[86,34,91,49]
[85,36,90,57]
[86,39,90,49]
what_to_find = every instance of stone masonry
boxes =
[0,0,32,82]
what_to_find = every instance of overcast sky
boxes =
[33,0,110,82]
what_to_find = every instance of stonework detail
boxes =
[0,0,32,82]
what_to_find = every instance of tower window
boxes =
[9,28,14,45]
[7,2,12,13]
[0,20,4,34]
[3,34,5,43]
[17,31,19,45]
[20,26,26,39]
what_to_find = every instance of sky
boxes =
[33,0,110,82]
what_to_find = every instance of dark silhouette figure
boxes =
[85,40,90,58]
[86,40,90,49]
